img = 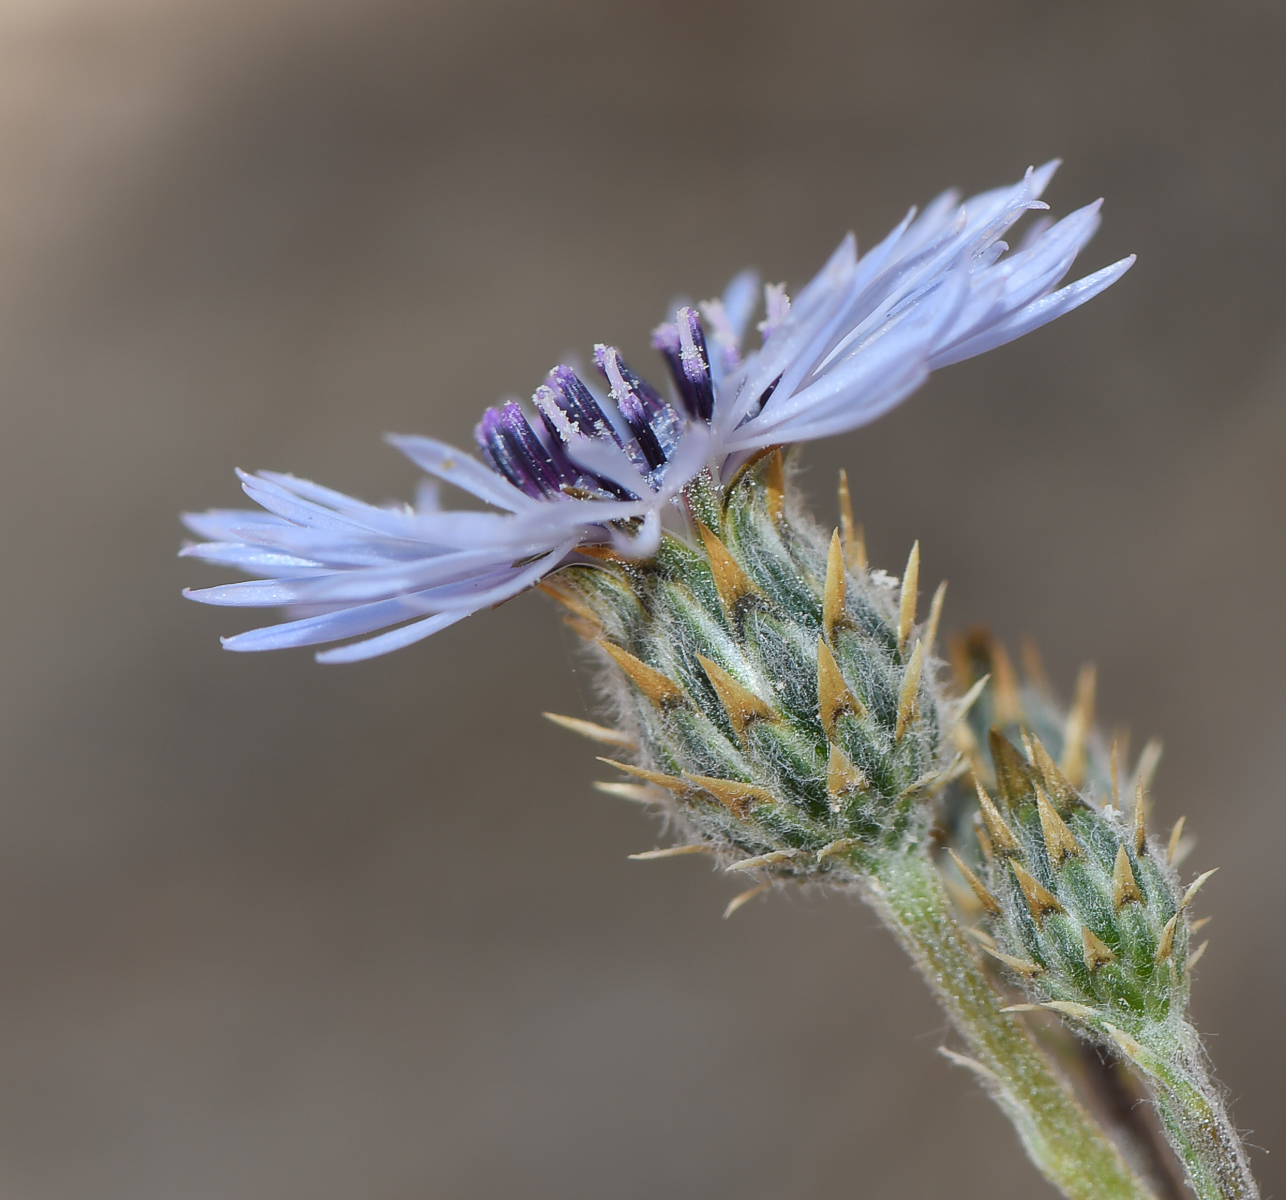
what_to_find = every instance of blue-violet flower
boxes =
[182,161,1132,662]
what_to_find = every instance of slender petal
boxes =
[183,160,1131,660]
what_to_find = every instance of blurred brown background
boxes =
[0,1,1282,1196]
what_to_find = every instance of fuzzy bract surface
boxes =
[556,455,966,881]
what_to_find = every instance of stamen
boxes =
[676,307,715,422]
[614,352,684,460]
[533,375,633,501]
[595,344,667,470]
[548,364,622,446]
[474,406,548,498]
[498,402,564,496]
[698,297,741,372]
[612,354,668,417]
[531,386,589,481]
[650,321,698,418]
[757,282,791,339]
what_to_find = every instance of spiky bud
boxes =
[954,667,1256,1200]
[546,453,962,881]
[966,729,1193,1024]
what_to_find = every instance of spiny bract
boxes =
[545,453,967,881]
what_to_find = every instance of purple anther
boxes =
[548,365,622,447]
[616,357,671,422]
[651,320,700,418]
[596,345,667,472]
[677,307,715,423]
[474,408,502,472]
[617,388,667,470]
[531,381,633,502]
[745,373,782,421]
[497,401,565,497]
[530,385,583,483]
[475,407,543,498]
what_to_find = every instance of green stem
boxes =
[866,846,1157,1200]
[1115,1022,1257,1200]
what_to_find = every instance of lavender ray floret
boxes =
[221,593,453,652]
[927,254,1135,368]
[235,470,375,533]
[314,611,469,664]
[181,507,292,541]
[719,268,760,344]
[558,434,642,502]
[386,434,534,513]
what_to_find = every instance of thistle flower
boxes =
[179,160,1214,1200]
[182,161,1131,662]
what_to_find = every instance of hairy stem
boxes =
[1116,1023,1258,1200]
[1076,1045,1190,1200]
[866,846,1156,1200]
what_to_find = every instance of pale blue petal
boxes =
[720,269,760,342]
[185,579,308,607]
[314,611,469,663]
[387,435,534,512]
[179,542,326,575]
[927,255,1135,368]
[222,594,446,652]
[286,547,533,606]
[182,508,292,541]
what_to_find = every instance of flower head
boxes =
[182,161,1132,661]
